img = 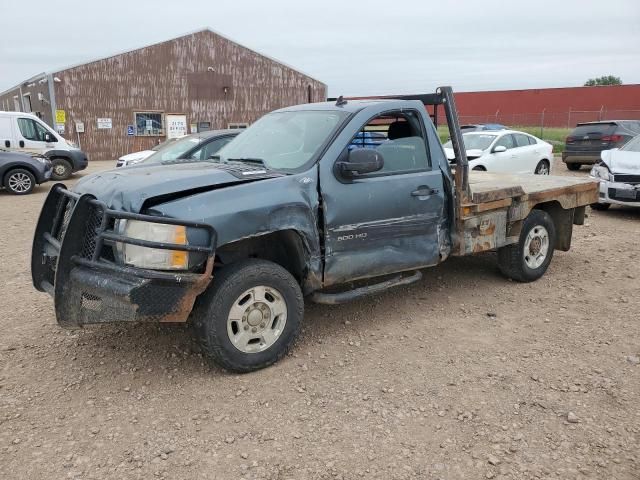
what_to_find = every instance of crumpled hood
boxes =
[444,148,485,161]
[74,162,280,212]
[601,149,640,174]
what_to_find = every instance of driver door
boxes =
[321,110,445,286]
[15,117,55,154]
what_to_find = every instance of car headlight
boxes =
[34,156,49,165]
[590,165,612,181]
[115,220,189,270]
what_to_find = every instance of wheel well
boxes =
[472,165,486,171]
[50,156,71,165]
[3,166,37,185]
[215,230,308,284]
[533,201,573,251]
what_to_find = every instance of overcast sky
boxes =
[1,0,639,96]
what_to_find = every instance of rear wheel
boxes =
[535,160,550,175]
[590,202,610,211]
[4,169,35,195]
[193,259,303,373]
[498,209,556,282]
[51,158,72,180]
[566,163,581,171]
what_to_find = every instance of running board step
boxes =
[310,271,422,305]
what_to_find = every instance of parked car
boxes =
[589,134,640,210]
[460,123,508,133]
[0,111,88,180]
[130,130,240,166]
[116,137,183,168]
[563,120,640,171]
[443,130,553,174]
[0,149,52,195]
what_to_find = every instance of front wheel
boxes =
[590,202,610,211]
[535,160,550,175]
[193,259,303,373]
[51,158,72,180]
[497,209,556,282]
[4,169,35,195]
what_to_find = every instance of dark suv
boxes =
[563,120,640,170]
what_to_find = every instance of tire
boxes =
[193,259,303,373]
[566,163,581,171]
[472,166,486,171]
[4,168,35,195]
[497,209,556,282]
[534,160,550,175]
[51,158,73,180]
[590,202,610,211]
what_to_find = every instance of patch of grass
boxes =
[436,125,570,153]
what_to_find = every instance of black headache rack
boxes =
[31,184,217,326]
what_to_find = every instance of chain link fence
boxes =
[456,109,640,129]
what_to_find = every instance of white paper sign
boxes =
[75,121,85,133]
[167,114,188,139]
[97,118,112,129]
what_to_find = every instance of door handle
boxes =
[411,187,439,197]
[19,140,25,148]
[4,140,9,148]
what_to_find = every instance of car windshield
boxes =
[622,135,640,152]
[443,133,497,151]
[213,110,349,171]
[142,136,203,163]
[151,137,181,152]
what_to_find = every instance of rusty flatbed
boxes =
[454,171,598,256]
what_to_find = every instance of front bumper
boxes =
[31,185,216,327]
[592,178,640,207]
[68,150,89,171]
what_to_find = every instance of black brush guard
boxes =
[31,184,217,327]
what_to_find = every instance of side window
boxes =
[17,118,42,141]
[349,110,429,175]
[494,134,516,150]
[189,137,234,160]
[528,136,537,145]
[514,134,531,148]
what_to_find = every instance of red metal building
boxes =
[452,84,640,128]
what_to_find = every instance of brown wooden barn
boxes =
[0,28,327,161]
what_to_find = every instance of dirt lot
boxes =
[1,158,639,480]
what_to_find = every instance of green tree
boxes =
[584,75,622,86]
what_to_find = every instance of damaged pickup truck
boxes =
[32,87,598,372]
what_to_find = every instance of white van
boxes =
[0,111,88,180]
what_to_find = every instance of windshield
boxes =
[443,133,497,151]
[622,135,640,152]
[142,136,203,163]
[214,110,349,171]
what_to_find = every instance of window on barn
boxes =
[228,123,248,129]
[134,112,165,136]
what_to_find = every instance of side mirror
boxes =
[493,145,507,153]
[44,132,56,143]
[337,148,384,177]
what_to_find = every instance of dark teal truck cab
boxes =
[32,87,597,372]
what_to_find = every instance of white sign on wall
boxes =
[75,121,85,133]
[167,114,188,139]
[97,118,112,129]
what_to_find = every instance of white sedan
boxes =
[443,130,553,175]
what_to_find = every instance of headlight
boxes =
[115,220,189,270]
[590,165,612,181]
[34,156,49,165]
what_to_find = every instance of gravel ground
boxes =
[1,158,639,479]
